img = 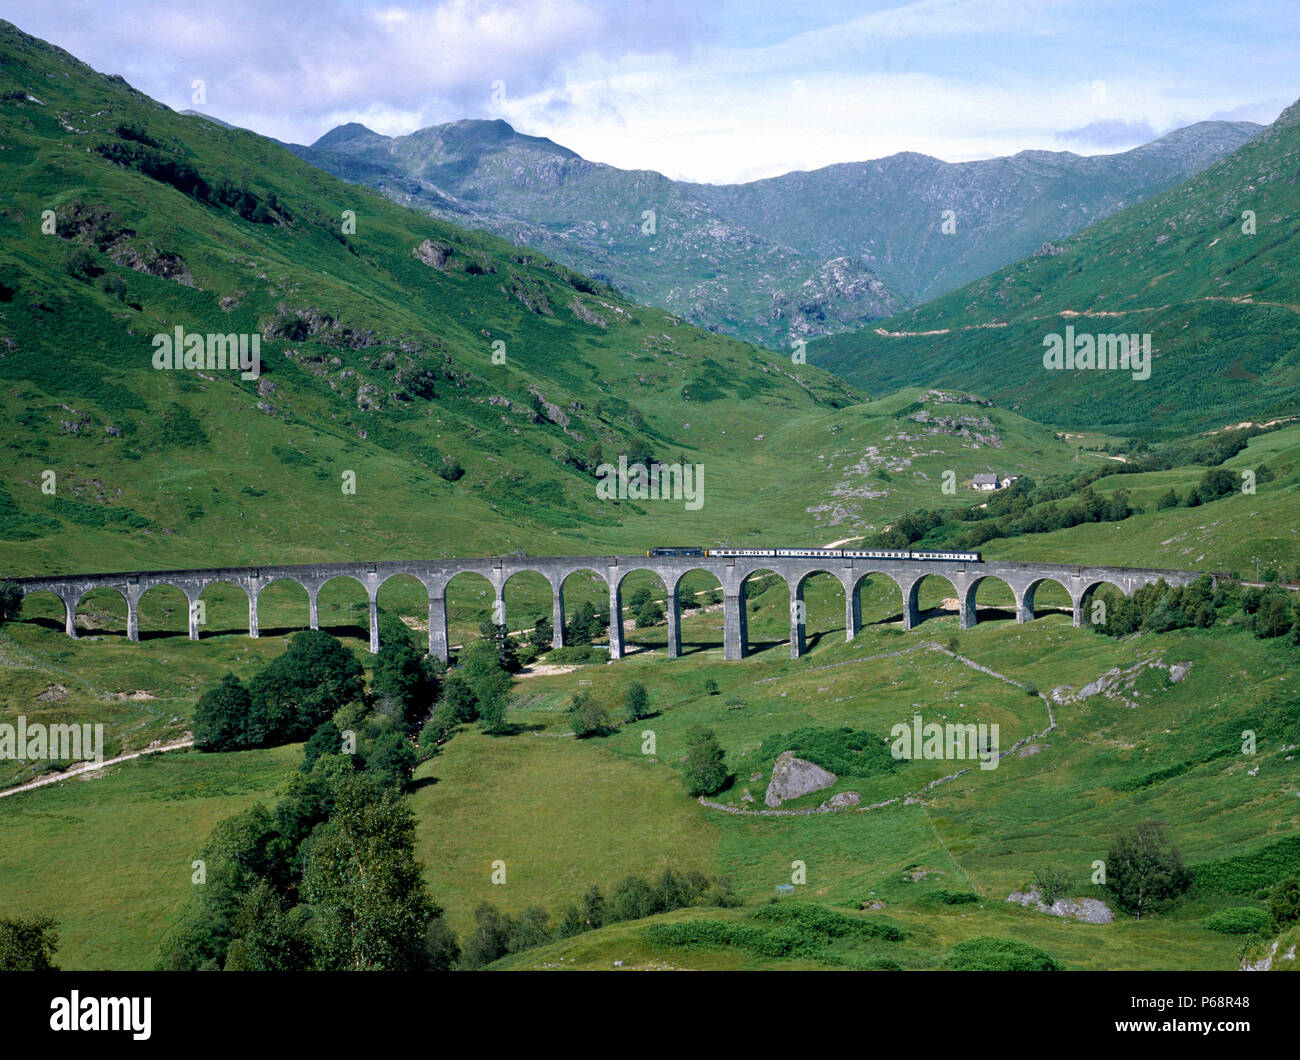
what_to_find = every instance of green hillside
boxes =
[0,19,871,576]
[816,99,1300,434]
[1,18,1297,976]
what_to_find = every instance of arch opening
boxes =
[557,569,610,657]
[963,574,1017,628]
[316,574,370,648]
[615,568,672,658]
[445,570,499,655]
[1021,577,1074,622]
[848,571,906,632]
[136,583,191,640]
[737,568,791,657]
[673,568,725,657]
[501,569,553,660]
[74,585,128,638]
[793,570,847,655]
[1080,579,1131,631]
[11,588,68,635]
[255,578,312,638]
[906,572,961,631]
[194,580,253,640]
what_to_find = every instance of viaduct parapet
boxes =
[11,556,1211,663]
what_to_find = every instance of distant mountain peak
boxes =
[312,122,385,149]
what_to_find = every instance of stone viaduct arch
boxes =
[8,556,1214,664]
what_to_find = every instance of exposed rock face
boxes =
[820,791,861,809]
[1007,889,1114,924]
[567,298,608,328]
[1241,939,1279,971]
[765,751,837,807]
[413,239,453,269]
[292,116,1258,348]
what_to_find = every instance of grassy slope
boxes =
[0,18,869,577]
[411,570,1297,971]
[980,423,1300,576]
[0,744,299,969]
[0,20,1296,972]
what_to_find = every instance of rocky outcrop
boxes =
[1241,939,1278,971]
[1008,889,1113,924]
[568,298,608,328]
[413,239,453,269]
[765,751,836,807]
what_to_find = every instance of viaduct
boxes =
[10,556,1211,663]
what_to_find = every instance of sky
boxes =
[5,0,1297,183]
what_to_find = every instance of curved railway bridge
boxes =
[11,555,1215,663]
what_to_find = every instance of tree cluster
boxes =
[419,631,518,748]
[1088,576,1300,645]
[159,754,456,971]
[193,630,366,752]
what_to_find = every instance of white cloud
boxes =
[7,0,1295,180]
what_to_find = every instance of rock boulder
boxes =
[765,751,837,807]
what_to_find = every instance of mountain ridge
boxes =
[814,97,1300,434]
[289,115,1260,348]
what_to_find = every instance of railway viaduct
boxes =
[10,555,1212,663]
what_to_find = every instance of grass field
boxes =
[0,744,298,969]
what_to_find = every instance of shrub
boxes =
[528,616,553,650]
[100,273,127,301]
[548,643,606,664]
[927,890,980,906]
[63,246,100,281]
[193,673,254,751]
[1192,837,1300,897]
[1032,864,1073,906]
[565,600,602,646]
[633,599,664,628]
[623,681,651,722]
[683,726,727,797]
[568,691,609,738]
[1267,876,1300,928]
[1203,907,1271,935]
[752,902,904,941]
[159,403,209,448]
[610,875,660,921]
[945,937,1061,971]
[248,630,365,745]
[757,726,897,779]
[438,456,464,482]
[0,915,60,971]
[0,580,22,623]
[300,720,344,773]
